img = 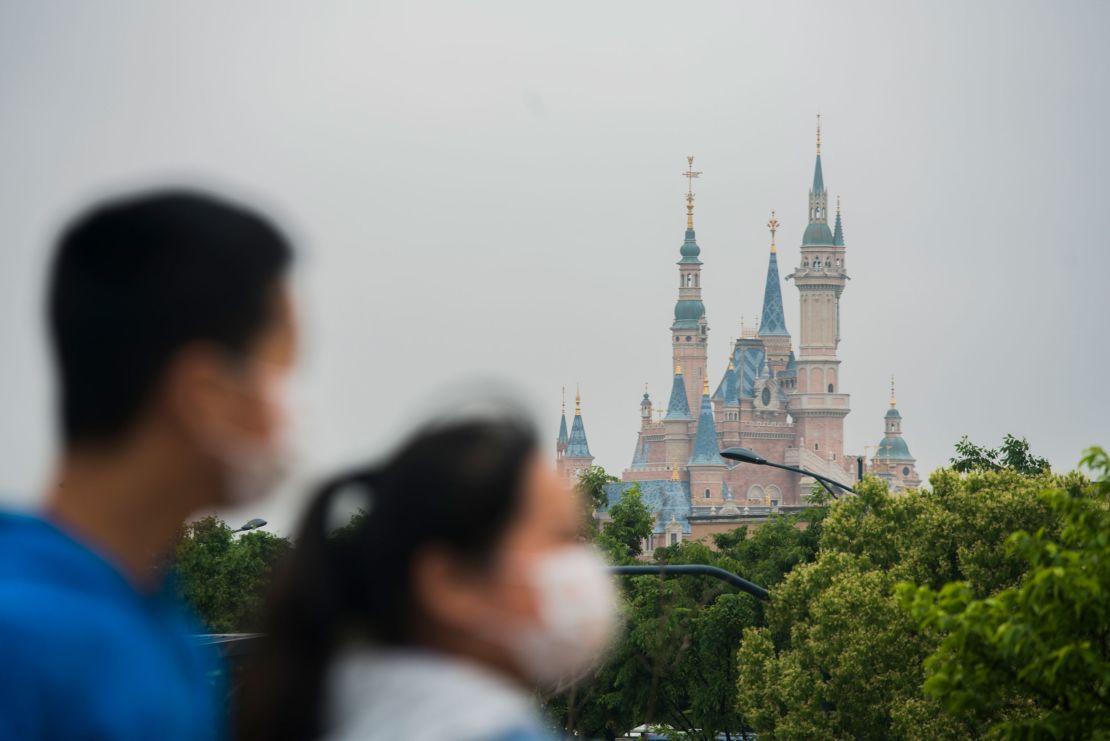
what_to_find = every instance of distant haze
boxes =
[1,1,1107,532]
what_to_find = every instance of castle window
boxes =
[686,335,692,341]
[669,533,678,545]
[828,383,834,392]
[814,443,819,451]
[704,488,711,499]
[903,466,910,476]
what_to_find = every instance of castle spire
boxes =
[566,387,591,457]
[833,195,845,246]
[890,375,897,408]
[689,378,723,465]
[665,363,691,420]
[683,155,702,230]
[803,116,833,245]
[759,210,790,339]
[557,386,569,456]
[767,209,779,254]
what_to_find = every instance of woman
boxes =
[237,409,619,741]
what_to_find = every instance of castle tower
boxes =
[758,210,792,374]
[559,388,594,486]
[640,384,653,425]
[663,361,693,472]
[788,116,851,468]
[871,377,921,491]
[688,376,726,503]
[672,156,709,409]
[712,351,741,449]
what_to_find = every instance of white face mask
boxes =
[490,545,620,689]
[209,367,299,505]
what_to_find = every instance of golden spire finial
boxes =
[675,359,682,375]
[682,155,702,230]
[837,194,841,214]
[816,113,822,155]
[575,385,581,415]
[703,375,710,396]
[890,375,897,408]
[728,354,735,371]
[767,209,780,254]
[561,385,566,415]
[672,466,679,481]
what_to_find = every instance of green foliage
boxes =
[579,465,619,513]
[951,434,1050,476]
[551,510,824,740]
[597,484,654,562]
[578,466,619,537]
[173,516,291,633]
[737,467,1066,739]
[901,447,1110,739]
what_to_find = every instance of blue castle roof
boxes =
[758,252,790,338]
[557,413,568,446]
[603,480,691,535]
[713,358,740,404]
[734,344,766,399]
[833,207,845,246]
[812,153,825,193]
[665,371,691,420]
[679,228,702,263]
[876,435,914,462]
[673,299,705,329]
[566,413,591,457]
[689,389,724,466]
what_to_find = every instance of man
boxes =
[0,191,299,740]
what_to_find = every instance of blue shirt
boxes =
[0,511,225,741]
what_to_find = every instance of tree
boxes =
[551,509,825,740]
[737,464,1066,739]
[951,434,1050,476]
[578,465,619,536]
[173,516,292,633]
[597,484,654,562]
[901,447,1110,739]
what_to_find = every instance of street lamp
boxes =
[233,518,267,533]
[720,447,855,498]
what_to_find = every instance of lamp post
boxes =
[720,447,855,499]
[233,518,267,533]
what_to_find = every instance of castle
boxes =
[556,122,920,546]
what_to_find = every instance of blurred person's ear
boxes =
[411,545,502,635]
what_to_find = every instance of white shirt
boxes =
[323,648,551,741]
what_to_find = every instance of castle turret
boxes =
[688,376,726,502]
[787,116,851,470]
[871,377,921,491]
[672,156,709,409]
[663,361,693,471]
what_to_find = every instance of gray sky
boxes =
[2,1,1108,533]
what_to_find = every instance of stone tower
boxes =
[787,116,851,468]
[672,156,709,410]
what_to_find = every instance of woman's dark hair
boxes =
[236,409,538,741]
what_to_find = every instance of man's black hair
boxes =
[47,189,294,445]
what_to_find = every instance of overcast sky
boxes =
[2,1,1107,533]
